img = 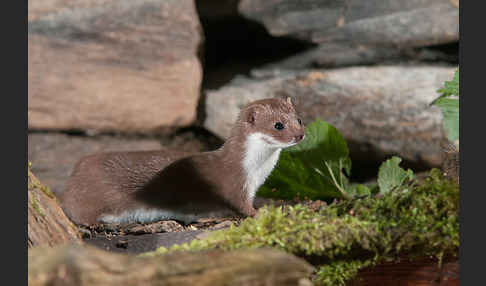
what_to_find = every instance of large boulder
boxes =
[28,0,203,134]
[238,0,459,47]
[238,0,458,68]
[204,65,456,167]
[28,167,81,248]
[28,244,314,286]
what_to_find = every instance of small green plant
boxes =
[431,68,459,144]
[258,120,414,201]
[377,156,414,194]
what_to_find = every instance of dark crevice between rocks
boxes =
[194,1,316,126]
[28,128,162,139]
[425,42,459,62]
[349,153,433,183]
[346,140,438,183]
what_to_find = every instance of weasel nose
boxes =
[295,134,305,142]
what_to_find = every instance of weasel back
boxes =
[59,150,191,225]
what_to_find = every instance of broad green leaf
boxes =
[434,97,459,143]
[377,157,414,194]
[431,68,459,144]
[258,120,352,201]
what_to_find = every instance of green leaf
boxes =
[431,68,459,105]
[346,184,371,197]
[258,120,352,201]
[377,157,414,194]
[431,68,459,144]
[434,97,459,143]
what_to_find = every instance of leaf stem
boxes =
[324,161,352,200]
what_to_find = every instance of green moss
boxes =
[146,169,458,285]
[315,259,373,286]
[31,196,44,217]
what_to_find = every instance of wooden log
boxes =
[28,167,82,248]
[28,244,314,286]
[349,257,458,286]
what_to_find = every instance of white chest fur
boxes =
[242,132,286,202]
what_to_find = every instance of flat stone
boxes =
[239,0,459,48]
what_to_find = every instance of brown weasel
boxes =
[59,97,305,226]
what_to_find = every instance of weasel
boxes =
[59,98,305,226]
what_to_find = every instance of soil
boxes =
[81,197,328,254]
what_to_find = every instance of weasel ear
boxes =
[246,105,263,125]
[247,109,257,125]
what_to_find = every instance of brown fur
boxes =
[59,98,305,226]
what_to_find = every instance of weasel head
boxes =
[238,97,305,149]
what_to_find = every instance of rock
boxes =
[261,43,458,70]
[28,244,314,286]
[28,0,203,134]
[28,167,81,248]
[239,0,458,48]
[28,133,163,195]
[28,0,118,21]
[204,65,456,167]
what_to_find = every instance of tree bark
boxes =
[350,256,458,286]
[28,167,82,248]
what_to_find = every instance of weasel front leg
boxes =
[238,201,258,218]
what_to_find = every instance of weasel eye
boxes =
[274,122,284,130]
[298,118,302,125]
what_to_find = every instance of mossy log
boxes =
[28,167,81,247]
[28,244,314,286]
[350,256,459,286]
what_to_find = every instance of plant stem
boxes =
[324,161,352,200]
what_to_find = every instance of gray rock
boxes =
[28,0,203,134]
[261,43,458,70]
[238,0,458,47]
[204,65,456,167]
